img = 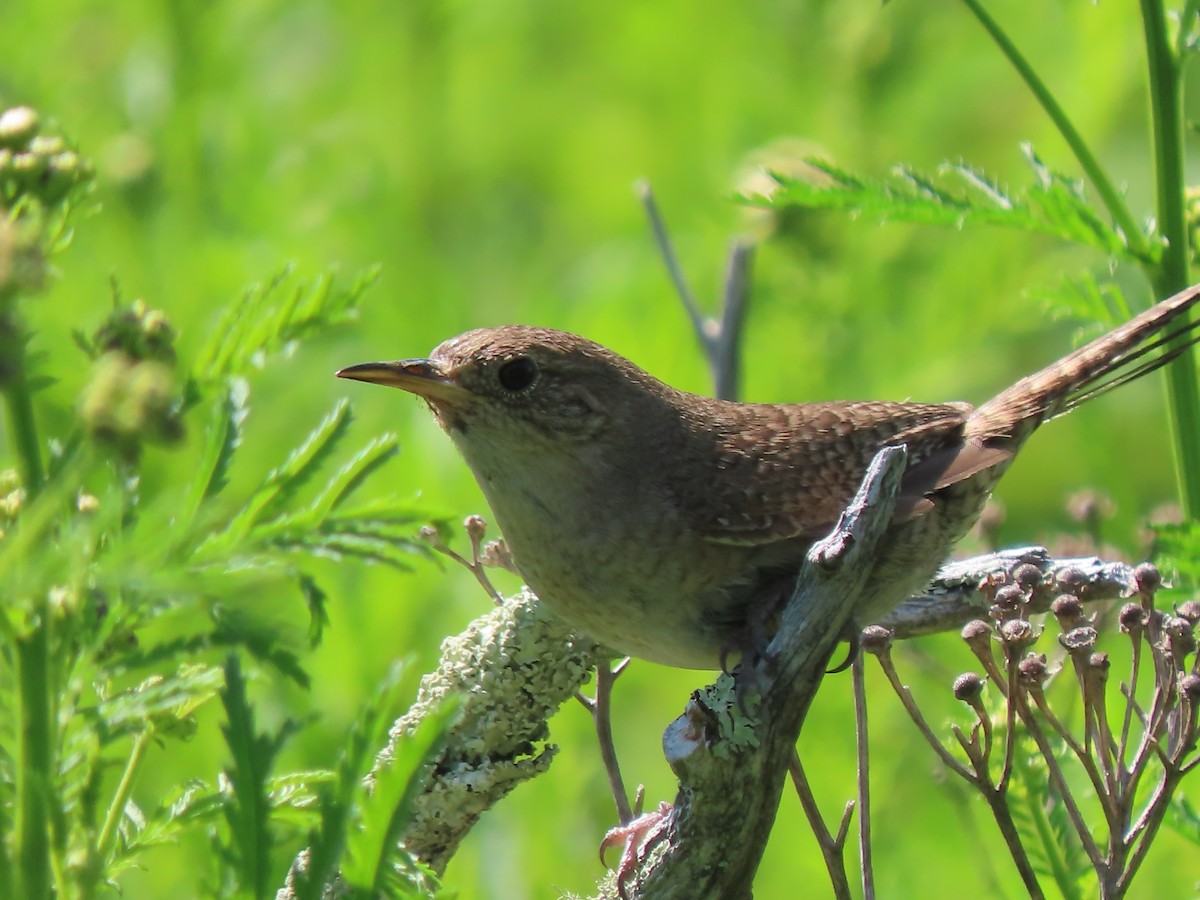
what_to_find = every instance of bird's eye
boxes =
[497,356,539,392]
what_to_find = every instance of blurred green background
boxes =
[2,0,1196,896]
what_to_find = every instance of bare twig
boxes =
[852,653,874,900]
[637,180,755,400]
[788,752,853,900]
[576,658,635,824]
[419,517,508,605]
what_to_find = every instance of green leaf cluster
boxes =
[0,112,446,898]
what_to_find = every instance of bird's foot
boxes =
[826,621,861,673]
[600,801,673,899]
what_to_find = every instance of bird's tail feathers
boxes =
[969,283,1200,439]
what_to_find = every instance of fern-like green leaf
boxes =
[340,688,458,898]
[219,654,301,899]
[258,434,400,536]
[294,664,411,900]
[193,266,376,383]
[762,146,1155,264]
[194,400,355,561]
[174,381,250,540]
[1034,271,1134,343]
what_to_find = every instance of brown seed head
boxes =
[1176,599,1200,626]
[999,619,1037,652]
[1067,489,1115,525]
[1012,563,1043,592]
[953,672,986,703]
[1162,615,1196,657]
[1059,626,1098,656]
[1055,566,1088,595]
[1134,563,1162,595]
[961,619,992,651]
[1119,601,1149,634]
[464,514,488,543]
[1018,652,1050,687]
[1050,594,1085,630]
[860,625,893,656]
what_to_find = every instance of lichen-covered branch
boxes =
[374,591,605,872]
[621,445,909,898]
[880,547,1136,639]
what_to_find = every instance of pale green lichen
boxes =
[371,588,604,872]
[693,677,762,759]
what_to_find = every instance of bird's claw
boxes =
[600,801,673,899]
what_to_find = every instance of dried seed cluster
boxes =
[867,559,1198,897]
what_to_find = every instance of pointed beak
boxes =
[336,359,472,406]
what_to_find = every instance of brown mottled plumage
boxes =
[338,284,1200,669]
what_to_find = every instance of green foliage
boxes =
[0,103,442,898]
[1167,793,1200,846]
[193,265,378,385]
[1008,734,1091,899]
[300,664,457,900]
[1152,520,1200,588]
[1,0,1199,897]
[765,146,1146,263]
[219,654,297,899]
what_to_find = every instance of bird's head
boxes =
[337,326,671,450]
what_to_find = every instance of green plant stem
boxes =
[0,313,45,497]
[1140,0,1200,521]
[87,728,155,894]
[1177,0,1200,58]
[14,617,53,900]
[1015,750,1082,900]
[958,0,1151,263]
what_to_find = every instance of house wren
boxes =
[338,285,1200,669]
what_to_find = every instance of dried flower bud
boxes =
[480,540,514,571]
[1119,601,1149,634]
[1088,652,1110,676]
[1018,652,1049,687]
[999,618,1037,651]
[1059,626,1098,655]
[0,488,25,518]
[1055,566,1088,594]
[994,584,1025,607]
[0,469,20,494]
[1162,616,1196,658]
[990,584,1026,622]
[464,514,488,543]
[418,525,440,543]
[977,572,1003,603]
[91,300,177,364]
[10,151,45,179]
[953,672,987,702]
[860,625,893,656]
[1012,563,1043,592]
[1179,673,1200,702]
[1175,600,1200,626]
[961,619,992,649]
[0,106,38,148]
[1050,594,1085,629]
[1134,563,1162,595]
